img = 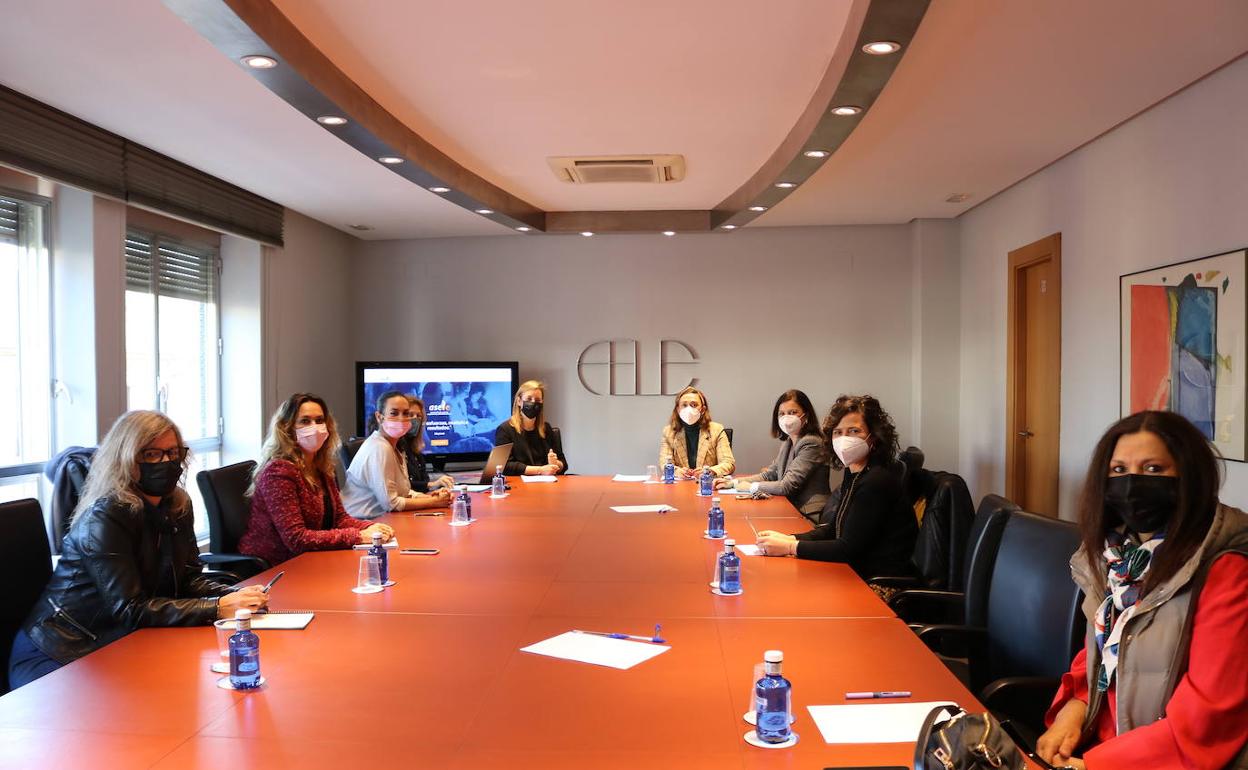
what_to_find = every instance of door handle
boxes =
[1018,430,1034,438]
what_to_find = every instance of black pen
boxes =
[262,570,285,594]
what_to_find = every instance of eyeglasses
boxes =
[139,447,188,464]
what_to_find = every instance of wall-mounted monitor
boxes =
[355,361,520,467]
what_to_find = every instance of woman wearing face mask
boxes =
[342,391,453,519]
[755,395,916,581]
[1035,411,1248,770]
[238,393,391,567]
[658,385,735,478]
[493,380,568,476]
[8,411,268,690]
[400,395,455,493]
[717,389,829,520]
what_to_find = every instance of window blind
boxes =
[0,197,18,244]
[125,229,217,303]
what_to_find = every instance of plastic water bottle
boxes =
[718,539,741,594]
[491,465,506,497]
[754,650,792,743]
[369,531,389,583]
[707,496,725,539]
[663,461,675,484]
[459,486,473,519]
[451,494,469,524]
[699,465,713,496]
[228,609,261,689]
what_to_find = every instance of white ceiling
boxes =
[1,0,1246,239]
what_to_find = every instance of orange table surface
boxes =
[0,475,991,768]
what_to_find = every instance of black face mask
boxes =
[1104,474,1178,533]
[137,460,182,498]
[520,402,541,419]
[407,419,424,437]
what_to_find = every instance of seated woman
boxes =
[343,391,452,519]
[718,389,829,520]
[238,393,393,567]
[9,411,268,689]
[1035,411,1248,770]
[493,380,568,476]
[755,395,916,581]
[400,395,454,494]
[658,385,736,478]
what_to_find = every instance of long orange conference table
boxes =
[0,476,991,768]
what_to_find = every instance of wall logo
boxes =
[576,339,699,396]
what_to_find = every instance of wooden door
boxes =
[1006,234,1062,516]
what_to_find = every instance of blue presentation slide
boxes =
[361,368,513,454]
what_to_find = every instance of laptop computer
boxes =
[451,443,513,486]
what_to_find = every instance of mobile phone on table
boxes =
[400,548,439,555]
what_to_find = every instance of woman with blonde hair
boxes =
[239,393,392,567]
[493,380,568,476]
[9,411,267,689]
[658,385,735,478]
[343,390,452,519]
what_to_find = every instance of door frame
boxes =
[1005,233,1062,513]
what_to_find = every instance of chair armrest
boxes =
[869,575,923,590]
[914,623,987,660]
[201,552,270,579]
[202,568,242,584]
[890,589,966,625]
[981,676,1063,741]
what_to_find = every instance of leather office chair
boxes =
[898,446,926,506]
[723,427,733,447]
[890,493,1016,624]
[340,437,366,470]
[196,461,269,579]
[0,498,53,694]
[43,446,93,554]
[916,510,1085,741]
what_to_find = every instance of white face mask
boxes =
[678,406,702,426]
[778,414,803,436]
[832,435,870,466]
[295,423,329,453]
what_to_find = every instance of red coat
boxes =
[1046,553,1248,768]
[238,459,368,566]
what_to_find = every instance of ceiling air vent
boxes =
[547,155,686,184]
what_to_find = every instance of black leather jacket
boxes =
[23,494,232,664]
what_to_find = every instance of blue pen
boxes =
[575,624,666,644]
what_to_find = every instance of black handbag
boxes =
[913,706,1025,770]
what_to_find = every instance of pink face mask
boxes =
[295,423,328,453]
[381,419,411,439]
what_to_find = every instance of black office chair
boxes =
[340,437,366,470]
[723,427,733,447]
[916,510,1085,741]
[43,446,94,554]
[898,446,926,506]
[870,469,975,592]
[0,498,53,694]
[196,461,269,579]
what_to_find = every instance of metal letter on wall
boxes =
[576,339,699,396]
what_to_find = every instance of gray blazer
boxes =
[743,434,830,518]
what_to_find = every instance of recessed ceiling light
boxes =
[515,226,532,232]
[662,231,676,237]
[347,224,372,231]
[378,156,404,165]
[945,193,973,203]
[241,55,278,69]
[580,231,594,237]
[775,182,796,189]
[862,41,902,55]
[748,206,767,212]
[831,105,862,116]
[316,115,347,126]
[803,150,830,159]
[721,224,737,230]
[428,186,450,193]
[475,208,494,215]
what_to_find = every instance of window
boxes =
[0,192,52,505]
[125,228,221,537]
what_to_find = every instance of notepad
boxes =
[520,475,558,483]
[609,504,676,513]
[250,612,315,630]
[611,474,650,482]
[462,484,490,492]
[735,543,762,556]
[806,702,957,744]
[520,631,670,670]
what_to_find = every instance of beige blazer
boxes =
[658,420,736,476]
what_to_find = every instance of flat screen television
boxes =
[355,361,520,468]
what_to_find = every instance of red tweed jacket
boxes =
[238,459,368,566]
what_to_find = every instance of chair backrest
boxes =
[44,447,94,554]
[910,471,976,590]
[961,494,1019,627]
[898,446,926,505]
[977,511,1085,692]
[723,427,733,447]
[196,461,258,554]
[340,437,366,471]
[0,498,53,694]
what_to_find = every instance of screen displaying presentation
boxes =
[356,361,519,459]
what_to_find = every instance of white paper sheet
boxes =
[462,484,491,492]
[611,474,650,482]
[520,475,558,483]
[520,631,670,670]
[806,702,957,744]
[735,543,762,556]
[609,504,677,513]
[250,612,315,630]
[352,538,399,550]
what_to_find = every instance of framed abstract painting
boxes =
[1120,248,1248,461]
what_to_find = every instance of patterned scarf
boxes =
[1094,528,1165,693]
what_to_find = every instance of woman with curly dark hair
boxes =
[755,394,917,580]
